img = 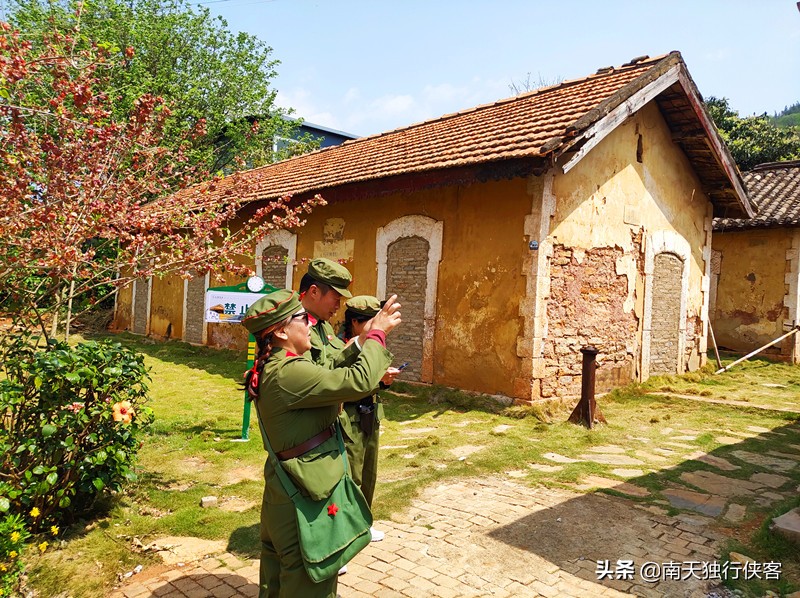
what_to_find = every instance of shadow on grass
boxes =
[485,412,800,596]
[228,523,261,560]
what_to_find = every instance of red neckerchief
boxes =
[285,350,299,357]
[307,313,319,326]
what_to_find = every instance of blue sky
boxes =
[202,0,800,138]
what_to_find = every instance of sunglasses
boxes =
[291,311,310,325]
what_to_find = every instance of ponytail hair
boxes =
[241,314,292,400]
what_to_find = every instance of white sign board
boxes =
[204,290,267,324]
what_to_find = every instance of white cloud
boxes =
[276,88,343,130]
[343,87,361,104]
[369,94,416,116]
[279,76,521,138]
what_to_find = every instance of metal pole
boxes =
[235,334,257,441]
[715,327,800,374]
[569,346,605,428]
[581,347,598,428]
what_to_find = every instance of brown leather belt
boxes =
[276,425,334,460]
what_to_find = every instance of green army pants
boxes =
[340,401,382,507]
[259,497,338,598]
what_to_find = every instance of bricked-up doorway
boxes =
[256,230,297,289]
[376,215,443,383]
[182,273,209,345]
[131,277,151,335]
[642,230,691,379]
[649,252,683,374]
[385,236,429,381]
[259,246,289,288]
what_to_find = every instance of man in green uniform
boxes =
[299,260,392,548]
[243,289,401,598]
[299,258,357,369]
[339,296,400,543]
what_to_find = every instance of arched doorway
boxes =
[642,230,690,378]
[385,236,429,381]
[376,215,443,383]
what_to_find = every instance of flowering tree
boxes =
[0,20,323,347]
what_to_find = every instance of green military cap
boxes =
[307,258,352,298]
[345,295,382,318]
[242,289,301,334]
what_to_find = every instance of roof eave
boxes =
[541,52,755,220]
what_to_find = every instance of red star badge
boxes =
[327,503,339,516]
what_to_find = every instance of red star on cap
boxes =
[327,503,338,516]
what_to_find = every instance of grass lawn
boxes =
[25,333,800,597]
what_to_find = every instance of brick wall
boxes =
[385,236,428,381]
[543,245,639,398]
[132,278,149,335]
[650,252,683,374]
[184,275,206,344]
[261,245,288,288]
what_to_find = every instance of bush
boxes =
[0,513,29,595]
[0,339,153,531]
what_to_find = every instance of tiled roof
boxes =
[174,51,752,218]
[714,160,800,230]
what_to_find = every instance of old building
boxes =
[114,51,754,402]
[711,160,800,362]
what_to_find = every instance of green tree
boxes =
[8,0,316,173]
[772,101,800,129]
[705,96,800,171]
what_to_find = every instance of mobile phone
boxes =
[397,362,410,371]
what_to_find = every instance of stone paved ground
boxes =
[110,477,726,598]
[109,406,800,598]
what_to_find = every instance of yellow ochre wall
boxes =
[549,101,712,382]
[112,284,133,331]
[293,178,531,398]
[712,228,791,354]
[117,100,723,400]
[148,276,184,340]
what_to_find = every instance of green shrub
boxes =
[0,339,153,531]
[0,513,29,595]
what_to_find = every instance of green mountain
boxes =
[772,102,800,129]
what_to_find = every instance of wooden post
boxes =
[708,322,723,370]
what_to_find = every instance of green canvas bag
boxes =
[259,418,372,583]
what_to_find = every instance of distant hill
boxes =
[772,102,800,128]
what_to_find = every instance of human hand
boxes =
[381,366,401,386]
[366,294,401,335]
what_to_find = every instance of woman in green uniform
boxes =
[242,288,400,598]
[338,296,400,543]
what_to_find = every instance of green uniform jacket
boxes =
[309,318,360,368]
[256,342,392,505]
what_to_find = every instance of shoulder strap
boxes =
[255,410,348,500]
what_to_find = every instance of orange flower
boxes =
[112,401,135,423]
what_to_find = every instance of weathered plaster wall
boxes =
[149,275,184,341]
[712,228,792,356]
[544,242,640,397]
[290,177,531,398]
[544,101,712,396]
[112,284,133,331]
